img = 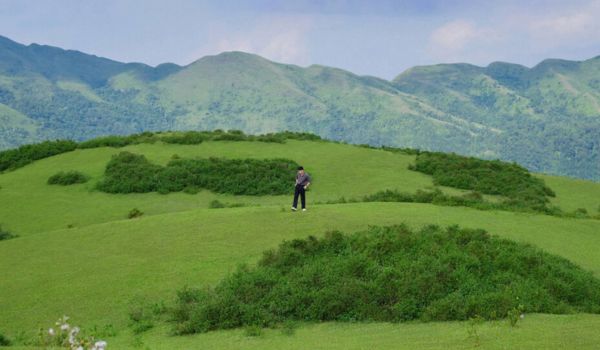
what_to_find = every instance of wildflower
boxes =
[48,328,55,336]
[520,313,525,319]
[94,340,108,350]
[61,323,70,331]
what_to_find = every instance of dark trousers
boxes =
[293,184,306,209]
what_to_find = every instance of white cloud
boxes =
[188,16,313,65]
[426,20,500,62]
[429,20,478,52]
[527,1,600,46]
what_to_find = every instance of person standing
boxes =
[292,166,311,212]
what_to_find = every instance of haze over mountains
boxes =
[0,35,598,180]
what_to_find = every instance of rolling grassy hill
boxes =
[0,34,598,180]
[1,137,600,349]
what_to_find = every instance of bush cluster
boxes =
[96,152,299,196]
[171,224,600,334]
[0,130,321,173]
[411,152,555,210]
[362,189,562,216]
[77,132,159,149]
[0,140,77,172]
[47,171,89,185]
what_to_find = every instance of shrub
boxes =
[0,140,77,172]
[96,152,162,193]
[162,131,207,145]
[172,224,600,334]
[47,171,89,185]
[77,132,158,149]
[97,151,299,196]
[410,152,556,212]
[0,332,10,346]
[0,225,17,241]
[128,208,143,219]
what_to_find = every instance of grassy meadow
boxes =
[0,139,599,349]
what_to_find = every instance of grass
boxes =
[0,140,449,236]
[1,140,600,349]
[1,204,600,344]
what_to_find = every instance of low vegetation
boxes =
[127,208,143,219]
[410,152,556,211]
[77,132,159,149]
[0,332,10,346]
[47,171,89,185]
[0,225,17,241]
[171,224,600,334]
[0,140,77,172]
[0,130,322,173]
[96,152,299,196]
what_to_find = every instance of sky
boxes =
[1,0,599,79]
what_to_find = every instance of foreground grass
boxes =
[1,203,599,338]
[105,314,600,350]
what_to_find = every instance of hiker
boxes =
[292,166,311,212]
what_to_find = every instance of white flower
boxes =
[95,340,108,350]
[60,323,70,331]
[520,313,525,319]
[48,328,55,336]
[76,346,84,350]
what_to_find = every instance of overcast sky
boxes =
[1,0,599,79]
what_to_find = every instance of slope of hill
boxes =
[0,34,598,180]
[1,138,600,349]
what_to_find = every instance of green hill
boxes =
[1,135,600,349]
[0,35,598,180]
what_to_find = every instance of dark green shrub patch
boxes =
[0,225,17,241]
[47,171,89,185]
[362,189,562,215]
[171,224,600,334]
[128,208,144,219]
[162,131,208,145]
[0,140,77,172]
[411,152,555,211]
[96,152,162,193]
[0,332,10,346]
[77,132,159,149]
[97,151,299,195]
[0,130,319,174]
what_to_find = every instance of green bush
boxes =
[128,208,143,219]
[97,151,299,196]
[96,152,162,193]
[47,171,89,185]
[411,152,556,211]
[0,332,10,346]
[0,225,17,241]
[162,131,207,145]
[172,224,600,334]
[77,132,158,149]
[0,140,77,172]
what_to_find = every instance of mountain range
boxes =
[0,35,598,180]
